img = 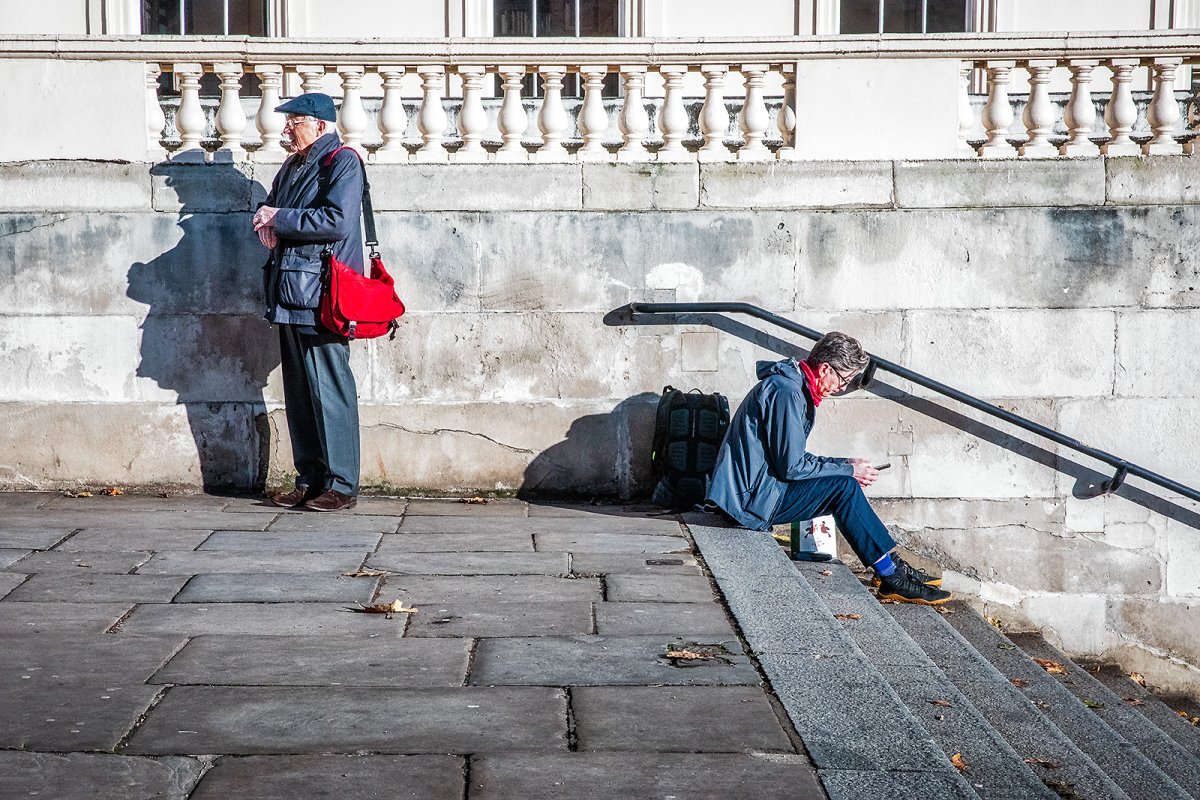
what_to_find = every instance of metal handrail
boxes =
[628,301,1200,505]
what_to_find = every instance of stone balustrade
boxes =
[3,32,1200,162]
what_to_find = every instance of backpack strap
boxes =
[322,145,378,255]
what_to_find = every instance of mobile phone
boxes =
[875,462,891,471]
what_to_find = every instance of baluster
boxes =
[145,63,167,159]
[617,65,650,161]
[296,65,325,94]
[698,64,730,161]
[978,60,1016,158]
[172,62,207,158]
[737,63,770,160]
[253,64,286,160]
[536,65,569,161]
[213,62,247,159]
[1102,58,1140,156]
[336,66,368,154]
[657,65,689,161]
[1144,57,1183,156]
[454,65,488,162]
[577,64,610,161]
[776,64,797,160]
[375,66,408,162]
[496,65,528,162]
[414,65,449,161]
[1019,59,1057,157]
[957,62,976,156]
[1059,60,1099,157]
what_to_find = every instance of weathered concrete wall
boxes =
[1,156,1199,692]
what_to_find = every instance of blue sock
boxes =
[873,553,896,577]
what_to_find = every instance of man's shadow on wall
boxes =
[126,163,279,492]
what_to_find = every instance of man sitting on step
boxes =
[705,331,953,605]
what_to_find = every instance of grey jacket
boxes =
[261,132,365,327]
[706,358,853,530]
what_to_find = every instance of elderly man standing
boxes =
[252,93,362,512]
[706,332,953,605]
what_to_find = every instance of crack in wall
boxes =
[1,215,71,237]
[363,421,536,454]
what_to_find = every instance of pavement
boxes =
[0,492,825,800]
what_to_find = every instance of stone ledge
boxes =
[0,161,151,212]
[1106,155,1200,205]
[894,158,1107,209]
[700,161,894,210]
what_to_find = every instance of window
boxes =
[494,0,621,96]
[142,0,268,36]
[840,0,968,34]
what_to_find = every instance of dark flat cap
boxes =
[275,92,338,122]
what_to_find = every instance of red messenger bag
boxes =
[319,146,405,340]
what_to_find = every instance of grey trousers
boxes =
[278,325,360,495]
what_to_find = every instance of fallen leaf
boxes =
[934,606,956,616]
[819,570,833,577]
[1123,697,1146,706]
[1178,711,1200,726]
[1024,757,1063,769]
[665,649,707,660]
[1010,678,1029,688]
[1129,671,1147,688]
[102,487,125,496]
[342,568,389,578]
[458,496,488,504]
[986,616,1004,630]
[63,490,93,498]
[929,699,953,708]
[354,599,417,617]
[1034,658,1068,676]
[1082,698,1105,709]
[950,752,968,772]
[998,643,1016,651]
[834,613,862,620]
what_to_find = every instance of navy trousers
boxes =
[278,325,360,495]
[771,475,896,567]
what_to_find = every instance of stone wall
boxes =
[1,156,1198,691]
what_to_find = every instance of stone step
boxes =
[1009,633,1200,797]
[793,562,1056,800]
[1088,664,1200,761]
[889,601,1131,800]
[945,608,1191,800]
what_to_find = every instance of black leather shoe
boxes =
[269,485,314,508]
[876,572,953,605]
[304,489,358,512]
[871,555,943,588]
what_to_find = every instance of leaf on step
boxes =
[1024,757,1063,769]
[1123,697,1146,706]
[1034,657,1068,676]
[1082,698,1105,709]
[458,496,488,504]
[1010,678,1029,688]
[986,616,1004,629]
[929,699,954,708]
[833,613,862,620]
[1178,711,1200,726]
[997,643,1017,650]
[934,606,955,615]
[950,752,968,772]
[342,568,389,577]
[354,599,417,618]
[63,490,94,498]
[665,649,708,660]
[819,570,833,577]
[1129,671,1147,687]
[102,487,125,496]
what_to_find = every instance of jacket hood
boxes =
[755,358,801,381]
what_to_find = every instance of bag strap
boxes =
[322,145,378,256]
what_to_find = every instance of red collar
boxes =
[797,360,825,407]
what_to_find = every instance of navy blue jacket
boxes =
[706,358,853,530]
[261,132,365,327]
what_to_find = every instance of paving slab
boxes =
[385,574,602,603]
[152,634,470,687]
[399,515,681,536]
[470,635,760,686]
[525,503,667,519]
[406,600,594,638]
[1,683,164,750]
[0,571,28,598]
[405,498,528,516]
[376,532,533,553]
[819,768,976,800]
[594,602,735,636]
[349,496,412,516]
[188,754,464,800]
[470,753,823,800]
[533,531,689,554]
[40,493,233,512]
[198,530,383,551]
[57,528,214,551]
[136,550,367,575]
[2,510,271,531]
[0,633,187,686]
[367,551,569,575]
[0,528,76,549]
[573,685,793,752]
[174,573,380,603]
[124,686,568,755]
[6,573,189,603]
[605,573,716,603]
[0,492,56,509]
[5,549,154,574]
[119,602,412,636]
[267,513,400,533]
[0,751,202,800]
[0,548,32,568]
[570,552,702,575]
[0,601,132,633]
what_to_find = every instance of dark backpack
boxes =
[650,386,730,509]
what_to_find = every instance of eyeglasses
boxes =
[830,365,860,392]
[283,116,317,128]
